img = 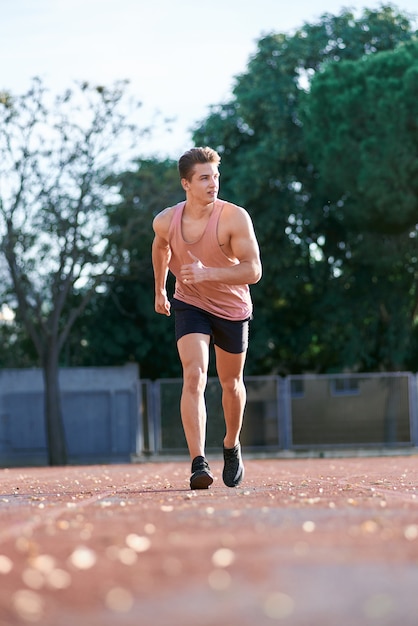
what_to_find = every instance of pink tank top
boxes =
[168,200,252,320]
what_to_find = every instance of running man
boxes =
[152,146,262,489]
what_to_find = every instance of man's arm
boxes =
[152,211,172,316]
[180,206,262,286]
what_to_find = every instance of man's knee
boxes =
[183,366,207,394]
[220,375,245,396]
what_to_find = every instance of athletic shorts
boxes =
[171,298,250,354]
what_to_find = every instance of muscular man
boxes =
[152,146,262,489]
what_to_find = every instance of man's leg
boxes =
[177,332,213,488]
[215,346,247,486]
[215,346,247,447]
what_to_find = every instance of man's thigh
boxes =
[177,333,211,373]
[214,345,247,384]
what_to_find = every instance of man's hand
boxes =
[155,291,171,316]
[180,251,208,284]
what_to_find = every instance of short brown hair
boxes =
[178,146,221,181]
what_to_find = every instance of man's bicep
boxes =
[153,231,169,249]
[230,215,260,262]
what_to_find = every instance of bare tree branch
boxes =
[0,77,147,464]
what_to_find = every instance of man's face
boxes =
[182,162,220,204]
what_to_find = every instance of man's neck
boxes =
[184,198,215,218]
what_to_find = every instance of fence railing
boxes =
[140,372,418,456]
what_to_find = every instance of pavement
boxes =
[1,455,418,625]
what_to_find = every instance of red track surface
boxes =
[1,455,418,625]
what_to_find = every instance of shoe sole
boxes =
[190,470,214,490]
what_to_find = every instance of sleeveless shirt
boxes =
[168,199,252,321]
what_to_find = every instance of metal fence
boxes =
[2,369,417,466]
[140,372,418,455]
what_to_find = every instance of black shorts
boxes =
[171,298,250,354]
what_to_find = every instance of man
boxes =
[152,146,262,489]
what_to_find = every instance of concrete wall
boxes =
[0,364,141,467]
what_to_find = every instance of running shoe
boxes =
[222,443,244,487]
[190,456,214,490]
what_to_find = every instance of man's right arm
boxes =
[152,210,172,316]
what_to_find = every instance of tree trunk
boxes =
[42,344,68,465]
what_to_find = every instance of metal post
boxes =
[409,374,418,447]
[277,376,293,450]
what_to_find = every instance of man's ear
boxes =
[181,178,189,191]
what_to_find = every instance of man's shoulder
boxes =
[153,202,183,231]
[220,200,251,221]
[155,204,175,221]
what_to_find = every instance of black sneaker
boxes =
[190,456,214,490]
[222,444,244,487]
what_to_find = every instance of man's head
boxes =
[178,146,221,182]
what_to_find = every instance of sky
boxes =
[1,0,416,160]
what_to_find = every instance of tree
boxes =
[0,78,145,464]
[192,5,416,374]
[68,158,185,379]
[301,40,418,370]
[303,41,418,233]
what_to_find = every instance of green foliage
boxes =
[0,319,38,368]
[301,38,418,370]
[303,40,418,233]
[69,159,185,378]
[193,5,417,373]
